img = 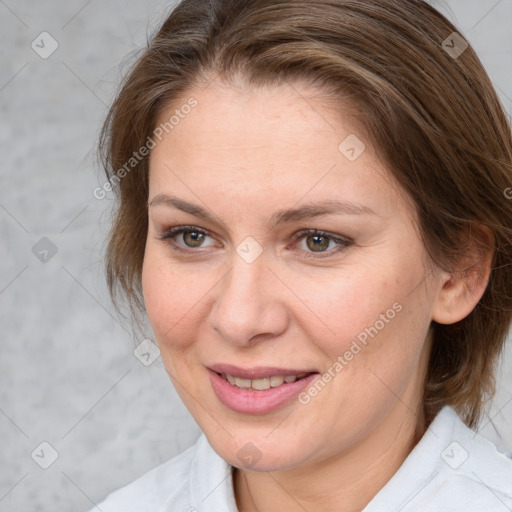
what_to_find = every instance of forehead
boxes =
[153,77,362,156]
[148,79,406,218]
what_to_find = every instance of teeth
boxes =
[234,377,252,388]
[270,375,285,387]
[223,372,309,391]
[252,377,271,391]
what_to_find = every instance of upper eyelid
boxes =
[160,225,347,239]
[160,225,352,249]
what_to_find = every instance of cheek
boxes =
[295,258,431,381]
[290,266,404,350]
[141,249,204,350]
[329,283,432,410]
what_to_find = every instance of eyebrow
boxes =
[147,194,377,229]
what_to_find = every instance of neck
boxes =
[234,404,427,512]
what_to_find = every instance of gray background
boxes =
[0,1,511,511]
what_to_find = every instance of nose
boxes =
[209,252,289,347]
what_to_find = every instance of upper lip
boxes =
[207,363,318,380]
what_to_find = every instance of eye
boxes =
[157,225,353,259]
[290,229,353,259]
[157,225,217,252]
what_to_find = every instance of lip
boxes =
[207,368,319,414]
[207,363,317,380]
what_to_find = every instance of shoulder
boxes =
[365,406,512,512]
[89,432,238,512]
[88,436,200,512]
[432,407,512,509]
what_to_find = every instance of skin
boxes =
[141,77,492,512]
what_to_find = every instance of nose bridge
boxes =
[210,249,287,345]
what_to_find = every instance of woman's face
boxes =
[142,78,444,471]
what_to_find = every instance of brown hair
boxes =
[99,0,512,428]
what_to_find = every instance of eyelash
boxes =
[157,225,353,259]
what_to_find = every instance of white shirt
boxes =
[89,406,512,511]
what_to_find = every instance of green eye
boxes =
[294,230,353,259]
[181,230,207,247]
[158,226,353,259]
[158,226,214,251]
[305,234,330,252]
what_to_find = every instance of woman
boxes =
[90,0,512,510]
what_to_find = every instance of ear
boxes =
[432,224,494,325]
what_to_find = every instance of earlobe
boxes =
[431,225,494,325]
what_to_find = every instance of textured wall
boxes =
[0,1,511,510]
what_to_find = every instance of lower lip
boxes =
[207,369,318,414]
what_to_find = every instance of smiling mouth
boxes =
[215,371,316,391]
